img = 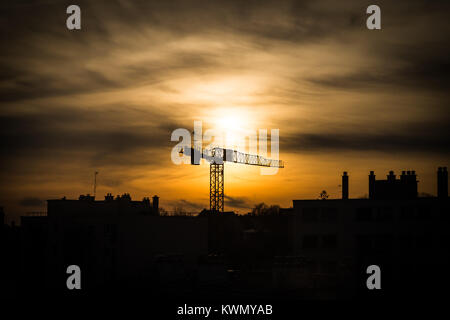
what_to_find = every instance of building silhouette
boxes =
[2,167,449,299]
[290,167,449,298]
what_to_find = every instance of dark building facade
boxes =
[438,167,448,198]
[16,194,208,295]
[291,168,449,298]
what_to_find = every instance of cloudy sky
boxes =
[0,0,449,222]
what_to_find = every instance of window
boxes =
[302,208,319,222]
[307,261,318,273]
[375,207,393,221]
[417,206,431,220]
[322,208,338,222]
[321,261,337,274]
[397,234,414,250]
[374,234,393,250]
[400,207,414,220]
[322,234,338,249]
[440,207,450,221]
[88,226,95,239]
[302,235,318,249]
[415,234,433,249]
[356,208,372,221]
[439,235,450,249]
[356,235,373,251]
[104,224,117,244]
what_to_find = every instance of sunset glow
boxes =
[0,1,448,221]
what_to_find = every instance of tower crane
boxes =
[180,146,284,212]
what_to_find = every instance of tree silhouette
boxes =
[159,207,168,216]
[251,203,280,215]
[319,190,329,200]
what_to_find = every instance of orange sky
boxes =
[0,0,449,222]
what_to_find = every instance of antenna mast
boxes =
[94,171,98,199]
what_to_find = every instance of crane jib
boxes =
[182,146,284,168]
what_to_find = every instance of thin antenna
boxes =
[94,171,98,199]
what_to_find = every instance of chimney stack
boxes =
[342,172,349,200]
[369,171,375,199]
[387,170,396,182]
[104,193,114,201]
[438,167,448,198]
[152,195,160,214]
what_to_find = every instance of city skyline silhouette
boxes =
[0,0,449,307]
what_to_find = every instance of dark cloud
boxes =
[169,196,252,211]
[170,199,205,211]
[19,197,44,207]
[2,0,450,102]
[224,195,251,209]
[308,55,450,92]
[282,120,450,154]
[0,106,183,166]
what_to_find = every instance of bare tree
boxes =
[251,202,268,215]
[159,207,168,216]
[251,203,280,215]
[173,206,187,216]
